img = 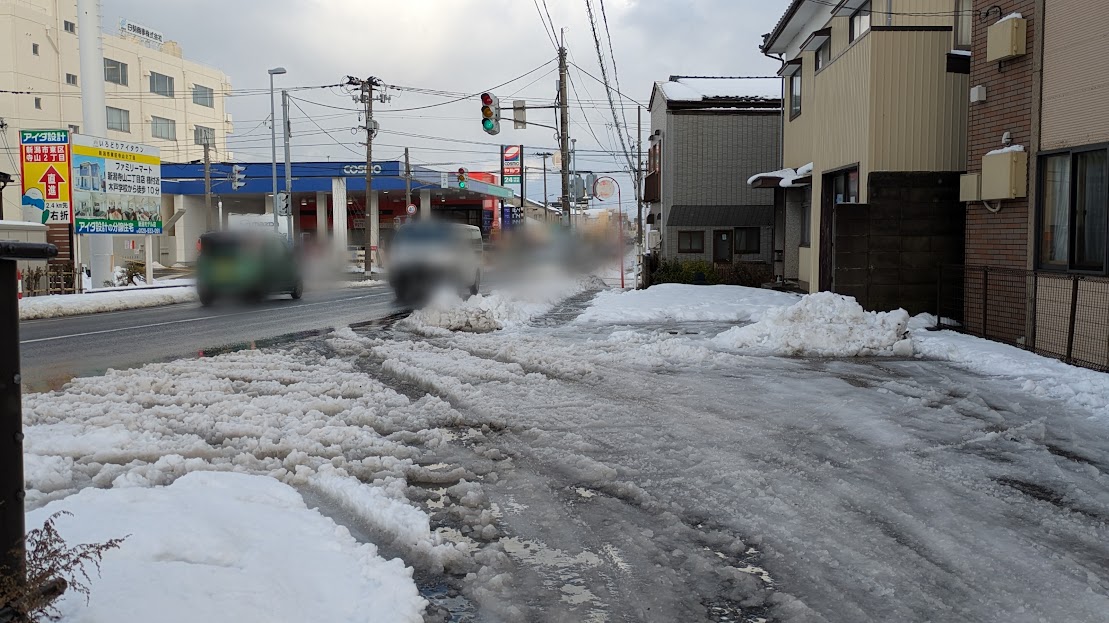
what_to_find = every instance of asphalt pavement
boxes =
[18,285,406,392]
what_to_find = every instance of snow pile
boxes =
[23,346,471,572]
[19,285,197,320]
[714,291,912,357]
[910,316,1109,421]
[28,471,426,623]
[577,283,800,325]
[404,273,590,333]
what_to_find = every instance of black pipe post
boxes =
[0,241,56,583]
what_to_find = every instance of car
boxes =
[196,230,303,306]
[387,221,483,304]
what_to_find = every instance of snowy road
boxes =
[17,286,403,392]
[20,281,1109,622]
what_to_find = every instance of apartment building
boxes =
[753,0,970,313]
[1,0,233,221]
[953,0,1109,371]
[645,76,781,268]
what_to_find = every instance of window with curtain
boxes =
[1075,151,1107,271]
[1039,154,1070,267]
[1038,149,1108,272]
[955,0,973,49]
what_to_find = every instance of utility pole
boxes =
[363,80,372,273]
[404,147,412,217]
[347,76,384,274]
[558,30,571,228]
[203,143,213,232]
[636,107,645,288]
[520,144,526,219]
[282,90,294,239]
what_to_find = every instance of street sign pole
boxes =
[1,241,57,582]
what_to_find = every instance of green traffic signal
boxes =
[482,118,495,131]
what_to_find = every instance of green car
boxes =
[196,231,303,306]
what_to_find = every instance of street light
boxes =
[268,67,287,233]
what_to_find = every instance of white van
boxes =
[387,222,483,303]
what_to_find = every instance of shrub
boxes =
[651,259,773,287]
[0,512,126,622]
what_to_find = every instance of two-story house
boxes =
[645,76,781,269]
[950,0,1109,371]
[752,0,970,313]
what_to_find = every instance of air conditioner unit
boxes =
[648,229,661,249]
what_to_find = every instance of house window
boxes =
[32,43,39,56]
[65,73,78,86]
[149,72,174,97]
[106,106,130,132]
[678,231,705,253]
[151,116,176,140]
[194,125,215,146]
[815,41,831,71]
[34,97,42,110]
[850,1,872,42]
[954,0,973,49]
[735,227,761,254]
[68,124,80,134]
[104,58,128,85]
[789,72,802,119]
[64,20,76,34]
[192,84,215,108]
[1038,149,1108,272]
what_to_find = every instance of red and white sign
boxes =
[593,177,617,201]
[502,145,521,162]
[406,204,417,215]
[503,165,521,176]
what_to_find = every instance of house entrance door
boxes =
[713,230,732,264]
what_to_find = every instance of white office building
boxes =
[1,0,234,220]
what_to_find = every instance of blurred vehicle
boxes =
[196,231,303,306]
[388,221,483,304]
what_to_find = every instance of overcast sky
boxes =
[102,0,790,209]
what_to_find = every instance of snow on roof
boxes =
[658,76,782,103]
[985,144,1025,156]
[747,162,814,188]
[997,12,1023,23]
[949,49,972,57]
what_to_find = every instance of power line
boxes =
[583,0,635,181]
[532,0,559,50]
[288,99,363,158]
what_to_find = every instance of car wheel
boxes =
[198,288,216,307]
[291,280,303,300]
[469,271,480,297]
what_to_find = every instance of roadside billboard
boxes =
[19,129,72,225]
[71,135,162,235]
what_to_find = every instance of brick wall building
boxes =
[965,0,1038,270]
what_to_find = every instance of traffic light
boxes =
[480,92,500,135]
[231,164,246,190]
[276,192,290,216]
[456,167,468,189]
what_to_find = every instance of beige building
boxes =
[1,0,233,221]
[753,0,970,313]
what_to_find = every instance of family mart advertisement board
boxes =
[19,129,72,225]
[71,135,162,234]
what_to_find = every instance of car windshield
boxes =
[392,223,457,243]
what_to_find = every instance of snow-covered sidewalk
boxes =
[29,472,425,623]
[19,286,198,320]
